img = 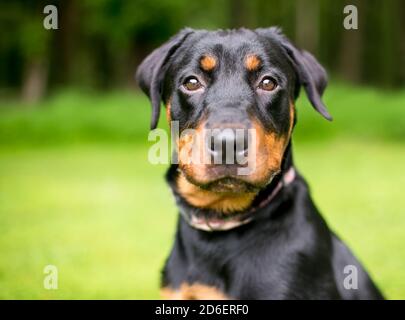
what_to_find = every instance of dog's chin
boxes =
[203,177,259,193]
[183,173,262,194]
[179,164,280,194]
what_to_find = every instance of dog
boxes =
[136,27,383,299]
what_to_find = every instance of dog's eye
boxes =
[183,77,202,91]
[258,77,277,91]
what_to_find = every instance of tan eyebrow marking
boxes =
[200,55,217,71]
[245,54,261,71]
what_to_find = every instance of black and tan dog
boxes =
[136,27,383,299]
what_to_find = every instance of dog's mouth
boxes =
[200,177,259,193]
[180,168,262,193]
[178,162,279,194]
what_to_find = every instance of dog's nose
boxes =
[207,128,249,164]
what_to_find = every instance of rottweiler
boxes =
[136,27,383,299]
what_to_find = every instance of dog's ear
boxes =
[256,27,332,121]
[280,38,332,121]
[136,28,194,129]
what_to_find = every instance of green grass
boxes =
[294,140,405,299]
[0,145,175,299]
[0,90,153,145]
[0,83,404,145]
[0,83,404,299]
[0,142,404,299]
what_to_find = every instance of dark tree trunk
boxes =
[53,0,78,85]
[295,0,319,54]
[229,0,250,28]
[338,0,363,83]
[21,59,48,104]
[401,0,405,85]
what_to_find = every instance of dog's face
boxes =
[137,28,331,195]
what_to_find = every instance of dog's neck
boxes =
[166,142,295,231]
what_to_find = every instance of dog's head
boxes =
[136,27,330,197]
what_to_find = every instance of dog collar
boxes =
[180,167,296,232]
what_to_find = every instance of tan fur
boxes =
[177,121,212,184]
[288,100,295,136]
[177,173,256,213]
[161,282,230,300]
[166,101,171,123]
[200,55,217,71]
[175,103,295,213]
[245,54,261,71]
[177,122,257,213]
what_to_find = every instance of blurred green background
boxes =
[0,0,404,299]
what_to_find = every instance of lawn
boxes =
[0,144,174,299]
[0,83,404,299]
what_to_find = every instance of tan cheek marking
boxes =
[176,173,256,214]
[245,120,288,183]
[249,104,295,182]
[200,55,217,71]
[264,132,286,172]
[245,54,261,71]
[161,283,230,300]
[177,122,207,174]
[166,101,171,123]
[288,100,295,137]
[177,119,257,213]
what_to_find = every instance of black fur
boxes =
[136,27,383,299]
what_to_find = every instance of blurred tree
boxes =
[0,0,403,102]
[0,2,25,94]
[318,0,342,71]
[19,1,53,104]
[254,0,296,39]
[338,0,363,83]
[52,0,79,86]
[378,0,402,87]
[295,0,319,55]
[0,1,52,103]
[80,0,195,88]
